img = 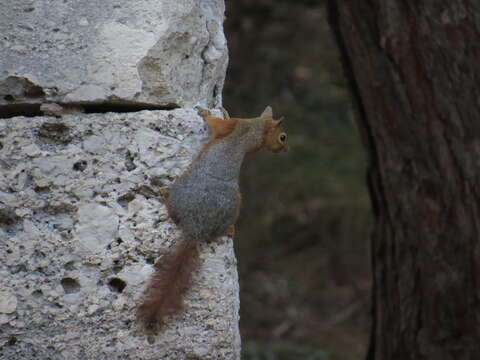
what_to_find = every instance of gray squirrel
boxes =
[137,106,288,331]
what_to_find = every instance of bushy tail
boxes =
[137,241,199,331]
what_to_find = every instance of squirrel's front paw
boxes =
[195,106,211,118]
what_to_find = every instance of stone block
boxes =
[0,109,240,359]
[0,0,228,108]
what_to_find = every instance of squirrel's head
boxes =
[261,106,288,153]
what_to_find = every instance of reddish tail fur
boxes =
[137,241,199,331]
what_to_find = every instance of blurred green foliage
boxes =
[223,1,372,359]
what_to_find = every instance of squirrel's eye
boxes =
[279,133,287,143]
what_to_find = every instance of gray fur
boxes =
[168,117,267,241]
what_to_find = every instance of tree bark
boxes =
[327,1,480,359]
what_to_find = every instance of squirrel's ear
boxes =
[276,116,284,127]
[260,106,273,118]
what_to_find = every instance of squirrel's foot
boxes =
[195,106,211,119]
[226,225,235,237]
[157,187,170,204]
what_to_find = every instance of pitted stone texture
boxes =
[0,0,227,107]
[0,109,240,359]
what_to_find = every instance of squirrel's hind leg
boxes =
[225,191,241,237]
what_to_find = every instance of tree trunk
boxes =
[327,1,480,359]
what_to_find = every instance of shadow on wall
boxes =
[223,1,372,360]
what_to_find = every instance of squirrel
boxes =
[137,105,288,331]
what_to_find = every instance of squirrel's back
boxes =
[168,117,266,241]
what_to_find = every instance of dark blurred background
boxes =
[222,1,372,359]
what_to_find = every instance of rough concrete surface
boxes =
[0,0,228,107]
[0,109,241,359]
